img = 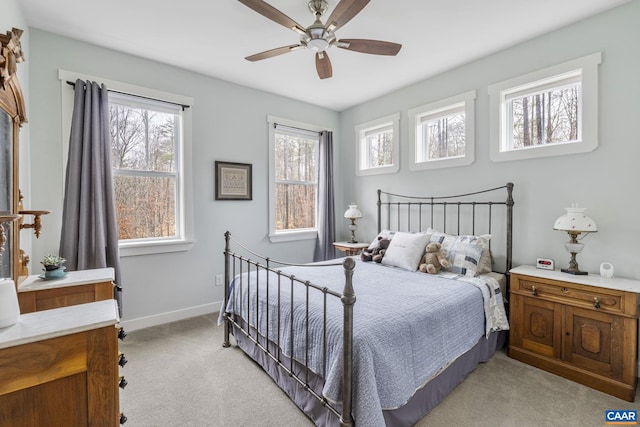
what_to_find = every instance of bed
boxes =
[220,183,514,426]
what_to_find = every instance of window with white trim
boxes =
[355,113,400,176]
[489,52,601,162]
[109,93,182,243]
[409,91,476,170]
[268,116,321,242]
[58,69,194,256]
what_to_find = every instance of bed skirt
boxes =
[231,321,505,426]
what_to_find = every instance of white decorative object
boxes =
[600,262,614,278]
[0,279,20,328]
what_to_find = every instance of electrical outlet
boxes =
[215,274,223,287]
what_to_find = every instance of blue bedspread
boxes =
[221,258,508,426]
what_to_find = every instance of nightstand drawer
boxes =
[515,277,623,315]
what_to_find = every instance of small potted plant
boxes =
[41,254,66,279]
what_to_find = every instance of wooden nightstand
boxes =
[509,265,640,401]
[333,242,369,256]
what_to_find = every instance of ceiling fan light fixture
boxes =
[307,38,329,52]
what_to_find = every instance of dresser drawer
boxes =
[513,276,625,316]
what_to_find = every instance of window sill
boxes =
[119,239,195,257]
[409,155,473,170]
[269,230,318,243]
[490,139,596,162]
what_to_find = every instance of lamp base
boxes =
[561,268,588,275]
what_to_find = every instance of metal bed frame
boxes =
[222,182,514,426]
[222,233,357,426]
[378,182,514,275]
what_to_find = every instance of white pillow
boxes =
[381,232,431,271]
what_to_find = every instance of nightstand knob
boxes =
[120,413,128,424]
[531,286,538,296]
[118,327,127,341]
[593,297,601,309]
[119,376,128,389]
[118,353,128,367]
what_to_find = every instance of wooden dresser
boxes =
[17,268,115,313]
[0,300,126,425]
[509,265,639,401]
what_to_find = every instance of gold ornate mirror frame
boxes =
[0,27,27,285]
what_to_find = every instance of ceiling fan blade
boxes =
[325,0,370,31]
[337,39,402,56]
[315,52,333,79]
[238,0,306,34]
[245,45,302,62]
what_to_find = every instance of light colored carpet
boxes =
[120,314,639,426]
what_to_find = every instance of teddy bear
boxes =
[360,236,391,263]
[419,242,450,274]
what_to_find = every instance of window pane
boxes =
[110,97,181,243]
[275,133,317,182]
[110,105,177,172]
[510,84,580,149]
[420,113,465,161]
[365,127,393,168]
[275,183,316,231]
[114,175,176,240]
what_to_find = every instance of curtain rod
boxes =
[66,81,190,111]
[274,122,322,135]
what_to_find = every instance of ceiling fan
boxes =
[238,0,402,79]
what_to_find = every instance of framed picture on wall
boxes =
[215,161,252,201]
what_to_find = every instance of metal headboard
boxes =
[377,183,514,274]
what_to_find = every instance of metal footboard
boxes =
[222,231,356,427]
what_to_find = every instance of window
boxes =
[409,91,476,170]
[109,93,181,242]
[489,52,601,162]
[268,116,322,242]
[355,113,400,176]
[58,69,194,256]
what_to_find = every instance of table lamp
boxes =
[553,204,597,275]
[344,204,363,243]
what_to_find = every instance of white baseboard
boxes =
[119,300,222,332]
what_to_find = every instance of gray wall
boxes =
[27,30,341,324]
[339,1,640,280]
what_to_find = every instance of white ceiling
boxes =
[20,0,628,111]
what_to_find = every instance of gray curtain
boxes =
[60,79,122,314]
[313,130,336,261]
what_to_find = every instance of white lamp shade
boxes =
[344,204,362,219]
[553,206,597,233]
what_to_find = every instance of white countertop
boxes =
[18,267,114,292]
[0,299,119,350]
[511,265,640,294]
